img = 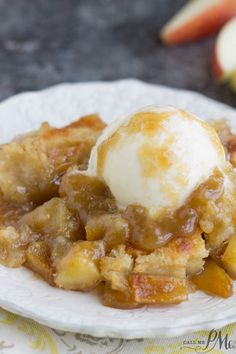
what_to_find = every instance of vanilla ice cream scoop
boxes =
[87,106,225,216]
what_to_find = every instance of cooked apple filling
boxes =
[0,114,236,309]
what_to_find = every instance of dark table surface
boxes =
[0,0,235,107]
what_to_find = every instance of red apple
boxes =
[230,71,236,91]
[213,16,236,83]
[160,0,236,45]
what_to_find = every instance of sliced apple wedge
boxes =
[161,0,236,45]
[213,17,236,82]
[222,234,236,278]
[191,259,233,298]
[102,284,142,309]
[230,70,236,91]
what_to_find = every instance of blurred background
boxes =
[0,0,235,107]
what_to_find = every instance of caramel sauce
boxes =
[138,143,172,177]
[126,111,171,136]
[125,169,224,252]
[97,111,172,176]
[97,131,121,176]
[63,169,224,252]
[60,173,117,225]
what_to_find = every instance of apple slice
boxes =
[230,71,236,91]
[213,16,236,82]
[160,0,236,45]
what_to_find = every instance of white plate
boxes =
[0,79,236,339]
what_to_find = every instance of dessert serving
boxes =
[1,104,236,309]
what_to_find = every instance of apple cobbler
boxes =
[1,108,236,309]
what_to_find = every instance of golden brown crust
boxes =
[0,114,105,204]
[41,114,106,140]
[167,231,209,275]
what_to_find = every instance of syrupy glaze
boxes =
[123,168,224,251]
[61,168,225,252]
[59,173,117,226]
[138,140,174,176]
[126,111,172,136]
[96,111,172,176]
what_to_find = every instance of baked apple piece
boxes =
[167,230,209,276]
[54,240,105,291]
[133,247,187,278]
[0,225,37,267]
[123,205,171,252]
[191,259,233,298]
[100,245,133,292]
[129,247,188,304]
[60,171,117,225]
[194,164,236,256]
[129,274,188,304]
[50,236,73,268]
[222,234,236,278]
[19,197,81,241]
[102,283,141,309]
[125,243,147,258]
[86,213,129,248]
[26,240,54,285]
[0,114,105,204]
[26,236,73,285]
